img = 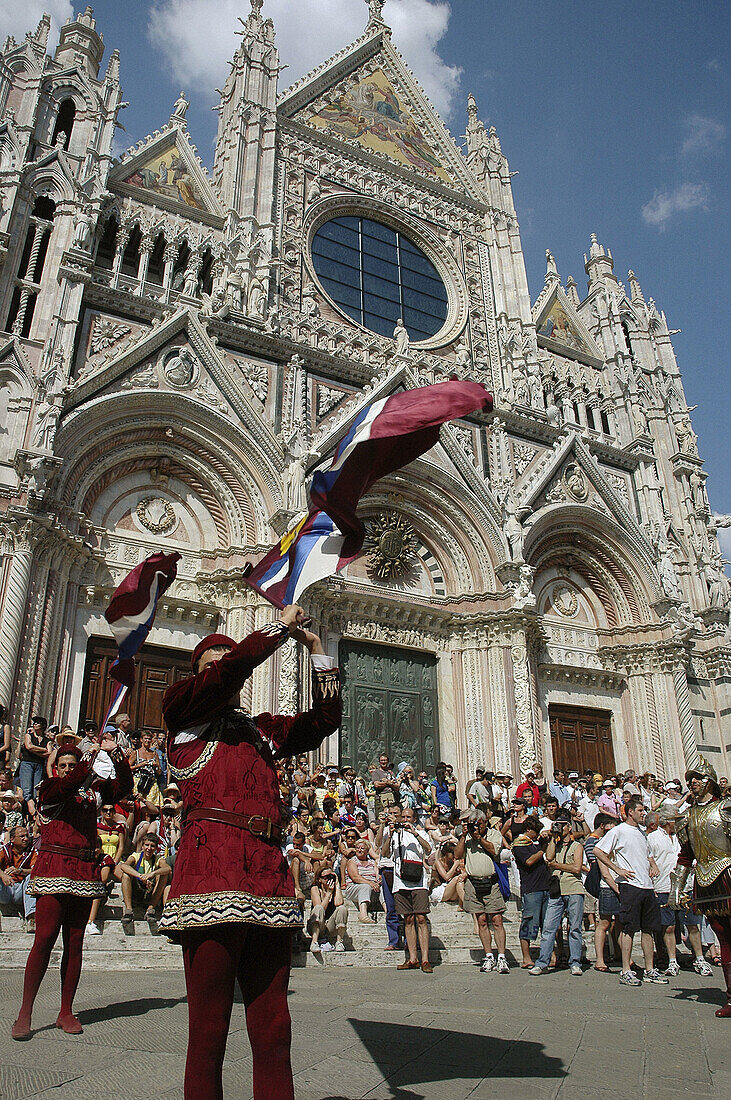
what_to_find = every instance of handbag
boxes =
[397,832,423,884]
[548,874,561,899]
[494,860,511,901]
[584,858,602,898]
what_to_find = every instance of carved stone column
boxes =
[162,241,178,301]
[0,523,36,716]
[111,226,130,289]
[136,233,154,293]
[509,625,539,775]
[459,638,488,777]
[672,661,699,770]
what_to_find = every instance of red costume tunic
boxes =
[158,622,341,938]
[29,754,133,899]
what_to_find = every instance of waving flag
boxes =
[104,551,180,687]
[246,380,492,607]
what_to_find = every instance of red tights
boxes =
[709,916,731,1007]
[17,893,92,1025]
[182,924,293,1100]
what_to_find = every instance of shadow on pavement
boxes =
[78,994,187,1025]
[669,984,726,1007]
[348,1018,565,1093]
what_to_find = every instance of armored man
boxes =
[158,604,341,1099]
[670,755,731,1017]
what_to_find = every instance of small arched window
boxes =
[121,224,142,278]
[147,232,166,285]
[197,247,214,296]
[95,216,118,269]
[5,196,56,337]
[171,240,190,291]
[621,320,633,356]
[51,98,76,151]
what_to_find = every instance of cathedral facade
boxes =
[0,3,729,781]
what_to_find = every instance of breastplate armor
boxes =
[687,798,731,886]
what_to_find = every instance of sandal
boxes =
[396,960,420,970]
[593,964,610,972]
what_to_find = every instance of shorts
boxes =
[598,886,620,917]
[618,882,661,934]
[656,891,702,928]
[463,878,506,916]
[394,888,430,916]
[583,891,597,916]
[131,879,155,907]
[519,889,549,941]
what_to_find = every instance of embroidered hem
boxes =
[29,876,106,898]
[158,889,302,936]
[167,737,217,782]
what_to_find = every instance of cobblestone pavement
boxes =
[0,962,728,1099]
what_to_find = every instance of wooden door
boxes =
[338,640,438,775]
[79,638,191,735]
[549,704,615,776]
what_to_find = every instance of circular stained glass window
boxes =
[311,215,448,342]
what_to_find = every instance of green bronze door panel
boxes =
[339,640,439,774]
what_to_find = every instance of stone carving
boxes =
[171,91,189,120]
[301,283,320,318]
[513,442,536,478]
[674,414,699,457]
[363,512,418,581]
[122,363,159,389]
[656,537,683,601]
[316,384,346,420]
[247,275,266,318]
[31,396,60,451]
[454,337,471,374]
[71,206,96,252]
[701,559,731,610]
[668,602,703,641]
[564,463,589,502]
[306,176,321,204]
[244,361,269,403]
[552,583,578,617]
[281,435,309,513]
[89,317,131,356]
[136,496,176,535]
[501,487,526,562]
[510,641,535,772]
[393,318,410,357]
[162,346,199,388]
[513,564,537,610]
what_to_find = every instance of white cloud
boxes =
[680,113,726,158]
[147,0,461,120]
[0,1,72,49]
[641,182,709,229]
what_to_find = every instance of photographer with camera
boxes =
[382,805,433,971]
[375,803,404,950]
[307,860,348,953]
[454,808,510,973]
[127,729,163,806]
[529,815,585,976]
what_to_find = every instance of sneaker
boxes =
[693,956,713,977]
[529,965,547,976]
[480,954,495,973]
[496,955,510,974]
[320,942,334,952]
[334,941,345,952]
[619,970,642,986]
[643,968,669,984]
[570,964,582,976]
[86,922,101,936]
[25,917,35,934]
[664,959,680,977]
[309,941,321,954]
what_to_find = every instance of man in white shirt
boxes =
[577,784,599,830]
[595,795,667,987]
[646,809,712,978]
[383,805,433,972]
[454,809,510,973]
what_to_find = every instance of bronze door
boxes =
[339,640,438,775]
[79,638,191,735]
[549,704,615,777]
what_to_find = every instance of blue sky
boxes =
[4,2,728,527]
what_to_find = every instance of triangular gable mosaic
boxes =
[120,139,208,211]
[536,298,589,354]
[306,68,452,185]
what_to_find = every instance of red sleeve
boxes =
[257,665,341,758]
[38,760,94,804]
[162,624,289,731]
[516,783,527,798]
[676,837,694,868]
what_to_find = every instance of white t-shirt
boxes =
[596,822,653,891]
[578,796,598,829]
[391,826,431,891]
[646,829,680,894]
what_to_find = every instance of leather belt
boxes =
[40,843,96,862]
[184,807,282,842]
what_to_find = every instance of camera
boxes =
[551,821,565,835]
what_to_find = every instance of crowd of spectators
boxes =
[0,711,180,935]
[277,755,726,982]
[1,705,726,987]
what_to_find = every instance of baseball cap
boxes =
[602,779,614,788]
[568,771,579,780]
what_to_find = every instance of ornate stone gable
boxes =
[279,29,479,198]
[533,284,603,367]
[108,124,225,225]
[311,378,356,425]
[304,66,454,186]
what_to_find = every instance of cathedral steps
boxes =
[0,897,602,970]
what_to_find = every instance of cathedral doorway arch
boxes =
[338,640,439,776]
